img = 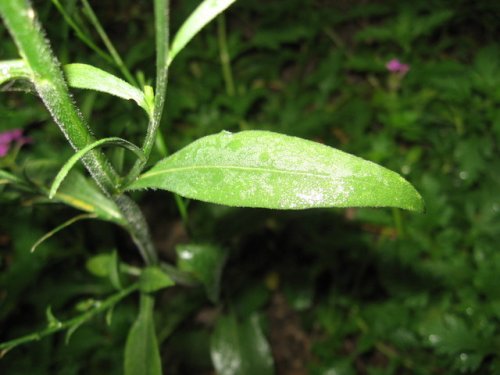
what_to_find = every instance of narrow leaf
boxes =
[31,213,97,253]
[169,0,238,66]
[64,63,151,116]
[176,243,226,303]
[0,60,152,115]
[124,294,162,375]
[127,130,424,212]
[211,313,274,375]
[55,171,125,224]
[49,137,144,199]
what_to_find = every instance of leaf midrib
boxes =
[139,164,360,180]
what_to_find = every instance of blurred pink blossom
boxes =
[0,128,31,157]
[386,59,410,75]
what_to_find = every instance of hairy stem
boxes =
[128,0,170,180]
[0,0,117,193]
[0,0,157,265]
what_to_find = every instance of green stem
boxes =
[217,14,235,96]
[114,195,158,265]
[81,0,138,86]
[392,207,405,238]
[0,284,137,355]
[128,0,170,181]
[0,0,157,265]
[0,0,117,194]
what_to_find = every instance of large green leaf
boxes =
[124,294,162,375]
[127,130,424,211]
[210,313,274,375]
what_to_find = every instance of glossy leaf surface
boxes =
[176,243,226,303]
[124,294,162,375]
[128,130,424,211]
[210,313,274,375]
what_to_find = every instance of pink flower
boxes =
[386,59,410,75]
[0,128,31,157]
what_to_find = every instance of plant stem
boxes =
[217,14,235,96]
[392,207,405,238]
[114,195,158,265]
[128,0,170,181]
[0,0,117,194]
[0,284,138,356]
[0,0,157,265]
[81,0,138,86]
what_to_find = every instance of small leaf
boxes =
[56,171,125,224]
[87,253,114,277]
[124,294,162,375]
[86,251,122,289]
[49,136,144,199]
[0,60,152,115]
[45,306,62,329]
[128,130,424,212]
[139,267,175,293]
[176,243,226,303]
[63,63,152,116]
[31,213,97,253]
[169,0,238,65]
[210,312,274,375]
[65,321,84,345]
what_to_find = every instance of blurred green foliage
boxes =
[1,0,500,374]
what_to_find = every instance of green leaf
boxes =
[139,267,175,293]
[30,213,98,253]
[49,137,144,199]
[127,130,424,212]
[124,294,162,375]
[86,251,122,290]
[169,0,238,66]
[45,306,62,329]
[87,253,114,277]
[64,63,152,116]
[0,60,152,115]
[0,59,30,85]
[176,243,227,303]
[210,313,274,375]
[55,171,125,224]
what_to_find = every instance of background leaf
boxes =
[139,267,175,293]
[169,0,238,65]
[176,243,227,303]
[210,312,274,375]
[124,294,162,375]
[128,130,424,211]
